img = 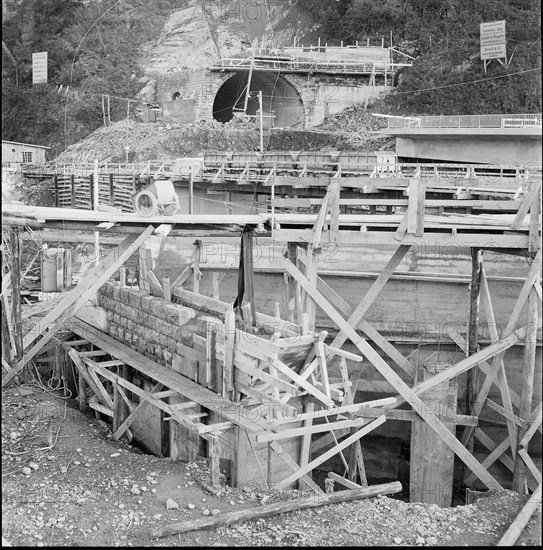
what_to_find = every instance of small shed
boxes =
[2,140,50,165]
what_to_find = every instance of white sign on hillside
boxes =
[32,51,48,84]
[480,20,507,67]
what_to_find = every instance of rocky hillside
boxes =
[139,0,317,76]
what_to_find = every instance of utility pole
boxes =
[258,90,264,153]
[94,159,100,265]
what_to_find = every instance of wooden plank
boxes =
[298,401,314,491]
[339,356,367,486]
[460,255,542,450]
[256,416,370,442]
[162,277,171,302]
[463,435,511,486]
[393,211,409,241]
[407,179,425,236]
[510,181,542,230]
[518,448,543,485]
[281,256,502,490]
[146,270,163,297]
[235,360,301,395]
[513,285,540,491]
[328,472,363,490]
[520,406,542,448]
[66,318,272,433]
[528,185,541,253]
[445,329,521,409]
[328,244,411,353]
[315,341,331,398]
[271,358,334,408]
[2,228,154,387]
[172,263,193,288]
[224,310,235,393]
[275,397,397,425]
[497,484,542,546]
[485,399,524,427]
[269,441,323,494]
[275,416,386,490]
[172,287,233,314]
[151,483,402,538]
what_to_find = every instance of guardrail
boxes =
[387,113,543,129]
[212,57,411,74]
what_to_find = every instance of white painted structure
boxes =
[2,140,50,165]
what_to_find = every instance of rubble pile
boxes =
[54,119,260,164]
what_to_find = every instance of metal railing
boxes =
[212,57,411,74]
[387,113,543,129]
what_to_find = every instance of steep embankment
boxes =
[53,120,260,164]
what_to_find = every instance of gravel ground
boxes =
[2,386,541,547]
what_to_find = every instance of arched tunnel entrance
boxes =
[212,71,304,129]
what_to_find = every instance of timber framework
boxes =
[1,171,541,508]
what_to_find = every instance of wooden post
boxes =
[89,174,95,210]
[223,310,235,394]
[10,227,23,362]
[465,248,483,455]
[512,287,539,493]
[78,370,86,411]
[189,166,194,215]
[242,229,256,326]
[109,174,115,206]
[193,240,202,294]
[286,243,297,323]
[162,277,171,302]
[209,434,221,485]
[410,365,458,507]
[70,174,75,208]
[53,174,59,207]
[113,384,122,433]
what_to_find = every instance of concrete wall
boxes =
[396,135,542,165]
[153,68,390,128]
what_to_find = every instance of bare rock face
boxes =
[140,0,316,76]
[140,3,220,74]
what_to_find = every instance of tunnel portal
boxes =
[212,71,304,129]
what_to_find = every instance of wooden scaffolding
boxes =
[2,175,541,506]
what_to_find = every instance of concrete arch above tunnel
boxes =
[212,71,305,129]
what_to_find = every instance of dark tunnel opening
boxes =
[212,71,304,128]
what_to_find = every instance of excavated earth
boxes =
[2,386,541,547]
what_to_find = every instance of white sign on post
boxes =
[32,51,48,84]
[480,20,506,63]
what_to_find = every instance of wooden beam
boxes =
[269,441,323,494]
[275,416,386,490]
[172,262,194,288]
[280,256,502,490]
[465,248,483,457]
[513,286,540,492]
[257,416,370,442]
[407,179,425,236]
[497,484,542,546]
[150,483,403,539]
[2,227,154,387]
[518,448,542,485]
[328,472,363,490]
[328,244,411,354]
[271,358,334,408]
[511,181,542,230]
[298,401,314,491]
